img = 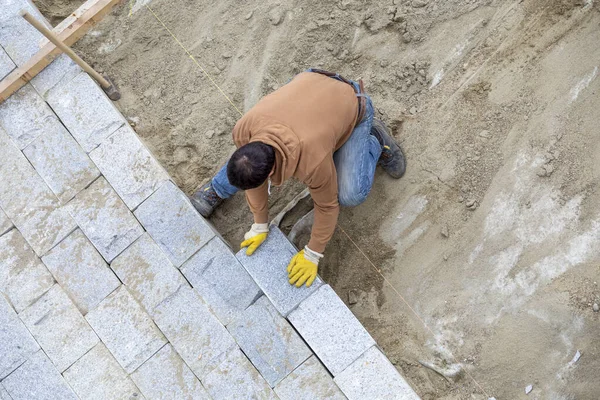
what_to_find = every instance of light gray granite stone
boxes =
[63,342,143,400]
[0,46,15,81]
[19,285,99,372]
[334,346,420,400]
[229,296,312,387]
[0,1,48,66]
[0,208,12,236]
[111,233,186,316]
[31,54,81,98]
[274,356,347,400]
[203,347,278,400]
[0,129,76,256]
[152,286,236,379]
[0,229,54,312]
[0,84,62,150]
[41,229,120,314]
[86,286,167,373]
[66,177,144,262]
[181,237,261,326]
[46,72,126,152]
[236,227,321,316]
[23,124,100,203]
[0,385,11,400]
[89,124,169,209]
[135,181,215,267]
[0,294,39,379]
[288,284,376,376]
[2,350,78,400]
[131,344,210,399]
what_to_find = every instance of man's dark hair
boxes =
[227,142,276,190]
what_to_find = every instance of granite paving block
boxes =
[274,356,347,400]
[229,296,312,387]
[42,229,120,314]
[0,1,48,66]
[0,385,11,400]
[66,177,144,262]
[236,226,321,316]
[63,342,143,400]
[2,350,77,400]
[0,84,62,149]
[31,54,81,98]
[90,124,169,209]
[203,347,278,400]
[0,130,76,256]
[0,229,54,312]
[153,286,236,379]
[135,181,215,267]
[111,233,186,316]
[334,347,420,400]
[20,285,99,372]
[23,124,100,203]
[46,72,126,152]
[0,208,12,236]
[85,286,167,373]
[0,294,39,379]
[288,284,376,376]
[132,344,210,399]
[181,237,261,326]
[0,46,15,81]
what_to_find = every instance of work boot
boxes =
[190,181,223,217]
[370,119,406,179]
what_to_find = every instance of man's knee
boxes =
[338,187,369,207]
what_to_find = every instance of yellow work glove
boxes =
[287,246,323,288]
[240,223,269,256]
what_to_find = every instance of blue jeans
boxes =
[212,74,381,208]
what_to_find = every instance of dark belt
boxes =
[310,69,366,127]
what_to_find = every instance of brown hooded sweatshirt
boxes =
[232,72,359,253]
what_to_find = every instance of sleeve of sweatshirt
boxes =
[306,157,339,254]
[245,180,269,224]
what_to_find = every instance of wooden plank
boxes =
[0,0,122,103]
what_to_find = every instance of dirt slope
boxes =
[35,0,600,398]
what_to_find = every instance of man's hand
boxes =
[287,246,323,288]
[240,223,269,255]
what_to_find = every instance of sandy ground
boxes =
[34,0,600,398]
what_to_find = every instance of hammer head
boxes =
[102,75,121,101]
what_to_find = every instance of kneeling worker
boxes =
[191,69,406,288]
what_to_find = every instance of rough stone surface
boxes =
[288,284,376,376]
[90,124,169,209]
[111,233,186,316]
[0,229,54,312]
[19,285,99,372]
[236,227,322,316]
[0,46,15,81]
[334,347,420,400]
[66,177,144,262]
[42,229,120,314]
[46,72,126,152]
[0,386,11,400]
[0,84,62,149]
[152,286,236,379]
[274,356,347,400]
[31,54,81,98]
[63,342,143,400]
[181,237,261,326]
[0,2,48,66]
[135,181,215,266]
[229,296,312,387]
[203,347,278,400]
[2,350,78,400]
[23,124,100,203]
[0,208,13,236]
[85,286,167,373]
[0,294,39,379]
[132,344,211,399]
[0,130,76,256]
